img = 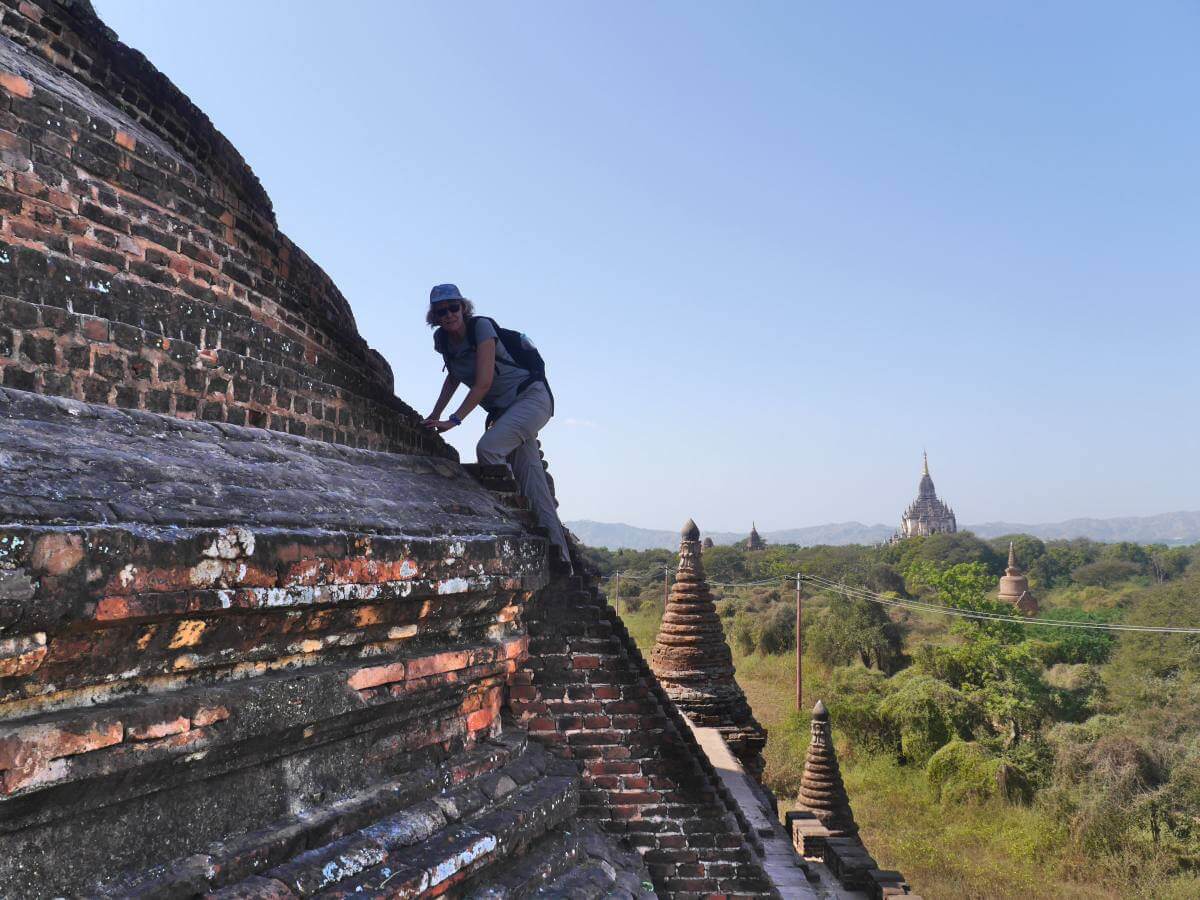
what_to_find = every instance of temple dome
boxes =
[998,542,1038,615]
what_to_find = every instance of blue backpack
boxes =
[436,316,554,417]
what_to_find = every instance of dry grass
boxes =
[614,598,1200,899]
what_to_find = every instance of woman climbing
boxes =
[420,283,573,571]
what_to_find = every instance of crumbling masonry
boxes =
[0,2,906,897]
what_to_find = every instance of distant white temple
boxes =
[895,452,957,540]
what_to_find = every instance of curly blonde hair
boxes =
[426,298,475,328]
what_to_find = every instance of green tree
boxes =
[916,638,1056,745]
[905,560,1019,643]
[1148,545,1191,583]
[807,593,905,673]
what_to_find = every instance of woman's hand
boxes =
[422,418,457,432]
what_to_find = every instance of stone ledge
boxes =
[0,386,516,533]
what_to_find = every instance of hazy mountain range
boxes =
[566,511,1200,551]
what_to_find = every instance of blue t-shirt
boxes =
[436,317,532,412]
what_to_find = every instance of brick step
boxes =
[460,463,515,483]
[468,820,653,900]
[0,636,523,809]
[534,860,637,898]
[461,824,588,898]
[287,768,581,897]
[93,729,540,897]
[492,492,532,511]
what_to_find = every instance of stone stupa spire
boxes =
[650,519,767,777]
[747,521,765,550]
[998,541,1039,616]
[799,700,858,837]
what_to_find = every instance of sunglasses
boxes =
[433,303,461,317]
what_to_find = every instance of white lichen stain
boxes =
[429,835,497,886]
[118,564,136,588]
[189,559,224,587]
[437,577,470,596]
[202,527,255,560]
[399,559,418,579]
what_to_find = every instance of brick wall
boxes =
[0,0,444,456]
[0,390,546,895]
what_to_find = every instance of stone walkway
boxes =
[687,723,819,899]
[687,722,870,900]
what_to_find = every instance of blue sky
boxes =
[94,1,1200,531]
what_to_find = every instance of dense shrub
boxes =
[824,666,899,755]
[731,613,757,655]
[926,740,1005,804]
[757,602,796,654]
[1071,559,1141,587]
[879,671,977,763]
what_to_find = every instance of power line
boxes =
[801,574,1200,635]
[595,568,1200,635]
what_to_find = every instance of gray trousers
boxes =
[476,382,572,566]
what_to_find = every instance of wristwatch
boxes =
[448,414,462,426]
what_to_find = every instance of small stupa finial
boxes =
[681,518,700,541]
[800,698,857,836]
[922,449,929,476]
[1008,541,1017,570]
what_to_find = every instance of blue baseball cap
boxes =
[429,284,467,305]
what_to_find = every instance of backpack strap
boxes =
[433,327,450,372]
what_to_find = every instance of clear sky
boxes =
[93,1,1200,531]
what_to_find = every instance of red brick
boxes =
[191,705,231,727]
[407,649,470,679]
[0,719,123,793]
[502,634,528,659]
[0,635,47,678]
[572,655,600,670]
[610,791,658,805]
[465,708,494,732]
[588,761,639,776]
[126,716,190,741]
[346,661,406,691]
[30,533,84,576]
[0,72,33,99]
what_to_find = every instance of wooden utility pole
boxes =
[795,573,803,711]
[614,571,620,607]
[664,565,670,606]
